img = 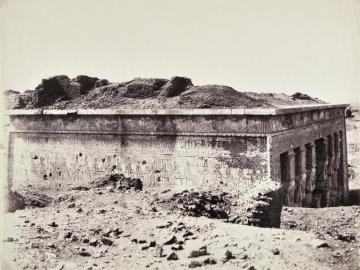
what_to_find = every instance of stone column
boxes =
[299,146,307,207]
[306,142,316,207]
[320,137,330,207]
[287,151,296,207]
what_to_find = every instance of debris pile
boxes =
[165,190,231,219]
[4,75,325,110]
[5,188,53,212]
[90,173,143,191]
[159,185,282,228]
[227,188,282,228]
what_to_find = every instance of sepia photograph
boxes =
[1,0,360,269]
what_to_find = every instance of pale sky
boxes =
[0,0,360,104]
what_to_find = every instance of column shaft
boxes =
[287,151,296,207]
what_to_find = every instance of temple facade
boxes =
[7,103,349,207]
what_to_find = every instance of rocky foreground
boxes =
[5,75,324,110]
[1,183,360,270]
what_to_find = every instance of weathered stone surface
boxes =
[122,78,167,98]
[159,76,193,97]
[74,75,99,94]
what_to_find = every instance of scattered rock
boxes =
[271,248,280,255]
[188,261,202,268]
[71,235,78,242]
[183,230,194,237]
[149,241,156,247]
[224,250,235,260]
[101,237,113,246]
[203,257,217,265]
[68,203,76,208]
[167,252,179,261]
[164,236,177,245]
[78,250,91,257]
[189,246,208,258]
[89,238,98,246]
[131,239,138,244]
[48,221,58,227]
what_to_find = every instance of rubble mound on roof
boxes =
[4,75,325,110]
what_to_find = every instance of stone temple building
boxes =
[7,103,349,208]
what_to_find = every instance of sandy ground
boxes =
[1,105,360,270]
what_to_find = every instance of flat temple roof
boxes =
[6,103,349,116]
